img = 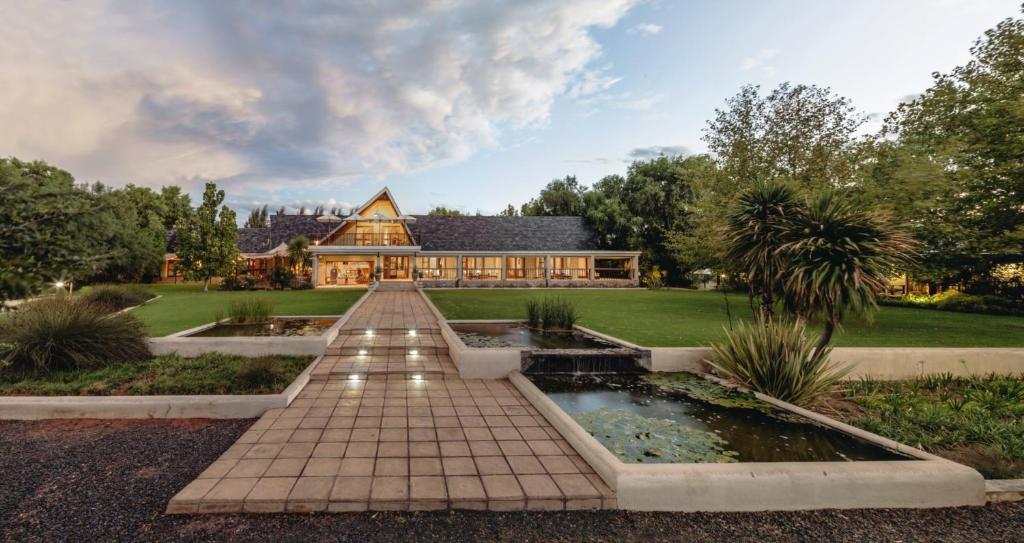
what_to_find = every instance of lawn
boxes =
[819,375,1024,479]
[0,353,314,396]
[131,284,365,336]
[424,288,1024,347]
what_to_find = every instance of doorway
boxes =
[382,255,411,280]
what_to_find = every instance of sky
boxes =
[1,0,1019,217]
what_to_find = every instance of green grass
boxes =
[0,353,313,396]
[827,375,1024,478]
[424,289,1024,347]
[132,284,365,336]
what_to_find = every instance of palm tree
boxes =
[723,181,798,323]
[288,236,312,275]
[780,191,916,354]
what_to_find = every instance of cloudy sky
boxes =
[1,0,1019,216]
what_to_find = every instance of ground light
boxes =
[408,349,418,356]
[357,349,368,356]
[365,329,374,337]
[408,329,417,337]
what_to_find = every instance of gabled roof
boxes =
[407,215,602,252]
[237,227,273,254]
[268,214,335,249]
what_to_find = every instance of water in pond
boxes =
[529,373,910,464]
[451,322,615,349]
[188,318,336,337]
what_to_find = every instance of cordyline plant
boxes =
[779,191,917,355]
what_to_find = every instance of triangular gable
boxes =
[320,187,416,244]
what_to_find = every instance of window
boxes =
[550,256,590,280]
[505,256,544,280]
[416,256,456,280]
[594,257,632,280]
[462,256,501,280]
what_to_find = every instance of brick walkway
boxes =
[168,287,614,513]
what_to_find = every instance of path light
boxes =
[54,280,66,289]
[357,349,368,356]
[408,329,417,337]
[408,349,418,357]
[348,374,361,381]
[365,329,374,337]
[410,374,423,382]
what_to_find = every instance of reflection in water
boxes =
[529,374,909,463]
[451,322,616,349]
[188,318,336,337]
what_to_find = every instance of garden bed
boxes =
[0,353,314,396]
[816,374,1024,479]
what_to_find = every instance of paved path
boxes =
[168,288,614,513]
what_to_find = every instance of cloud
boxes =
[740,48,780,76]
[627,145,692,160]
[630,23,662,35]
[0,0,639,189]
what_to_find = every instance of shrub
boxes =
[219,274,257,291]
[881,290,1024,316]
[642,265,667,290]
[525,296,579,331]
[80,284,154,312]
[0,299,151,375]
[709,319,851,406]
[234,356,282,390]
[268,267,294,290]
[227,298,273,323]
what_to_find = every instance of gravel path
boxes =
[2,419,1022,543]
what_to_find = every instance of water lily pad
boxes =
[643,373,771,409]
[572,408,738,464]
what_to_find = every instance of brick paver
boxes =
[168,287,615,513]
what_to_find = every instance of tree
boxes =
[722,181,799,322]
[92,183,166,282]
[497,204,519,217]
[276,206,286,215]
[875,10,1024,296]
[312,205,324,216]
[0,159,109,303]
[427,206,463,217]
[174,182,239,292]
[780,192,916,353]
[244,205,269,228]
[520,176,586,216]
[287,236,311,274]
[298,206,306,216]
[159,186,192,231]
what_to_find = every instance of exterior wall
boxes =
[418,278,637,288]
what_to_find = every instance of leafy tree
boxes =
[875,10,1024,295]
[174,182,239,292]
[427,206,463,217]
[312,205,324,216]
[0,159,109,302]
[244,205,269,228]
[92,183,166,281]
[159,186,192,231]
[298,206,306,216]
[276,206,286,215]
[497,204,519,217]
[521,176,587,216]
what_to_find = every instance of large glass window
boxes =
[550,256,590,280]
[462,256,501,280]
[505,256,545,280]
[416,256,457,280]
[317,257,373,286]
[594,257,632,280]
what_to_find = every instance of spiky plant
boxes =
[0,299,150,375]
[288,235,312,272]
[723,181,798,322]
[709,319,851,406]
[779,192,916,353]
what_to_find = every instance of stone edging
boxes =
[508,371,987,511]
[116,294,163,314]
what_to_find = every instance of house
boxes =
[162,187,640,288]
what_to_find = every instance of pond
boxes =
[528,373,910,464]
[450,322,617,349]
[186,318,336,337]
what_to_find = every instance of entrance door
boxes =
[382,256,410,280]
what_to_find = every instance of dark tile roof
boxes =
[267,215,338,249]
[407,215,601,252]
[237,227,272,254]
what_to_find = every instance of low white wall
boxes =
[832,347,1024,379]
[509,372,987,512]
[440,320,523,379]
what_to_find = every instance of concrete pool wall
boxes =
[509,372,987,511]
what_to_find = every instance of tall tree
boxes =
[244,205,269,228]
[288,236,312,273]
[159,186,192,231]
[427,206,463,217]
[497,204,519,217]
[520,176,587,216]
[92,183,167,281]
[0,159,109,302]
[875,10,1024,295]
[174,182,239,292]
